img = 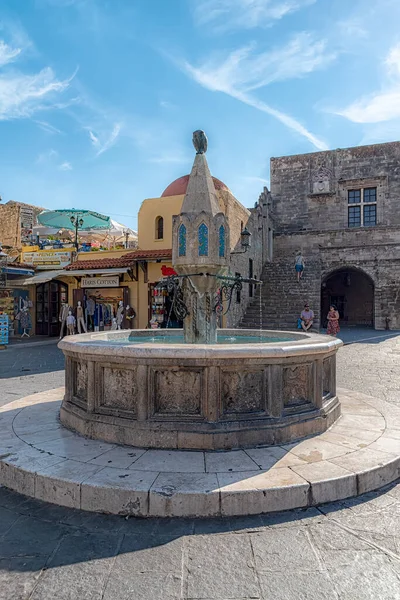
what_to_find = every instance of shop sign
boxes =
[22,250,74,270]
[81,276,120,288]
[20,208,34,244]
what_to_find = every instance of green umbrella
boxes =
[37,209,111,250]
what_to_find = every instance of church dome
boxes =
[161,174,229,197]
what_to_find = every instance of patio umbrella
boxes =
[38,209,111,250]
[78,219,137,248]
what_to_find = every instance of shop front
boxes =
[73,275,130,331]
[36,279,68,336]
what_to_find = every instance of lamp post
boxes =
[231,227,251,255]
[123,229,130,249]
[70,216,84,251]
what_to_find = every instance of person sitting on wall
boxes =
[300,303,314,331]
[295,251,305,282]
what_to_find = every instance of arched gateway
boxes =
[321,267,375,328]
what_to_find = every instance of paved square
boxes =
[0,331,399,599]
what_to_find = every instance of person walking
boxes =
[295,252,305,281]
[326,305,340,336]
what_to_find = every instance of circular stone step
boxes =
[0,388,399,518]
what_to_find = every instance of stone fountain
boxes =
[59,132,342,450]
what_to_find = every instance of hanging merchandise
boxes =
[0,314,9,345]
[16,308,32,338]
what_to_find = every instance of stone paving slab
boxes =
[0,387,399,517]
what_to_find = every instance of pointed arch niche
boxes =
[198,223,209,256]
[218,225,225,257]
[178,223,187,257]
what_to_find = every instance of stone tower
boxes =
[172,131,230,343]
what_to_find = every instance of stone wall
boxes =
[271,141,400,233]
[227,196,270,328]
[0,201,44,252]
[241,141,400,331]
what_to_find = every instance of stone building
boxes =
[241,140,400,331]
[0,200,44,256]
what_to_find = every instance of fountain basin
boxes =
[59,329,342,450]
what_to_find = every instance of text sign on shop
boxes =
[81,276,120,288]
[22,250,74,270]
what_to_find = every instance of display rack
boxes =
[0,314,9,345]
[149,284,167,325]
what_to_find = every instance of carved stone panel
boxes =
[323,357,333,397]
[283,364,312,407]
[153,368,202,416]
[311,165,332,194]
[101,367,137,414]
[73,361,87,402]
[221,369,265,414]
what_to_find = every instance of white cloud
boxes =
[336,18,367,39]
[89,130,99,145]
[179,34,333,150]
[243,175,270,184]
[148,154,188,165]
[36,148,58,164]
[185,33,335,93]
[59,161,72,170]
[193,0,316,32]
[0,67,72,121]
[88,123,121,156]
[0,40,22,66]
[337,42,400,123]
[35,119,63,134]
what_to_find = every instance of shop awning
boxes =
[1,266,35,276]
[63,267,130,276]
[19,270,65,285]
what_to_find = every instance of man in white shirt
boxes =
[300,304,314,331]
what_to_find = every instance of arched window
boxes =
[218,225,225,258]
[155,216,164,240]
[198,223,208,256]
[178,224,187,257]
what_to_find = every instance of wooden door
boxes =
[73,288,84,311]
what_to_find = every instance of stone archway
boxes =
[321,267,375,328]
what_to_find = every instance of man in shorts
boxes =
[295,252,305,281]
[300,303,314,331]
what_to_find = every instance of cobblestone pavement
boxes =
[0,342,64,408]
[0,331,399,599]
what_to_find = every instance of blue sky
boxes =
[1,0,400,231]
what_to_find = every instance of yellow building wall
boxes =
[138,195,183,250]
[75,248,132,262]
[137,190,251,252]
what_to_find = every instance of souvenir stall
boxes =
[148,282,183,329]
[0,262,35,337]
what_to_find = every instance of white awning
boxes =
[19,270,65,285]
[63,267,129,276]
[15,266,129,285]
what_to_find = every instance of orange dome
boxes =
[161,174,229,197]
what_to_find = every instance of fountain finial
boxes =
[192,130,208,154]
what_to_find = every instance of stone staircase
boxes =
[240,257,321,330]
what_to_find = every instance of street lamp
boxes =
[70,216,84,251]
[123,229,130,249]
[231,227,251,254]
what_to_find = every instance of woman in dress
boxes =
[327,305,340,336]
